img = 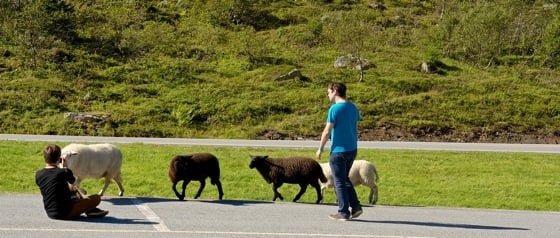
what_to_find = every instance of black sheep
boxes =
[249,155,327,204]
[168,153,224,201]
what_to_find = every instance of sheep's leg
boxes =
[98,176,111,196]
[181,180,190,200]
[311,181,323,204]
[74,177,87,196]
[272,183,283,201]
[319,184,327,203]
[172,181,184,200]
[370,183,379,204]
[213,179,224,200]
[113,173,125,196]
[293,183,308,203]
[194,180,206,199]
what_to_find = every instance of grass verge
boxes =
[1,141,558,211]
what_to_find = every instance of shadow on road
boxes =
[202,199,274,206]
[317,202,377,208]
[103,197,274,206]
[103,197,176,205]
[355,220,529,231]
[104,196,384,207]
[74,216,158,225]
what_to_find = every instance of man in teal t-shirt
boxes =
[328,100,360,153]
[316,82,363,221]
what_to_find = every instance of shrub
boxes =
[443,2,510,66]
[209,0,286,31]
[442,1,552,67]
[540,12,560,68]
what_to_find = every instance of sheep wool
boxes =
[169,153,224,201]
[60,143,124,197]
[320,160,379,204]
[249,155,327,204]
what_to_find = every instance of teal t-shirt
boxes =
[327,101,360,153]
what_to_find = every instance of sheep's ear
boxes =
[61,151,78,159]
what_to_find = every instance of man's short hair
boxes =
[328,82,347,98]
[44,144,61,164]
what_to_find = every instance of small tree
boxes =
[325,9,378,82]
[44,0,77,43]
[235,28,272,68]
[17,1,51,69]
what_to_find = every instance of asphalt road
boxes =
[1,194,559,238]
[1,134,559,153]
[1,134,559,238]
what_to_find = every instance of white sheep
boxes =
[320,160,379,204]
[60,143,124,197]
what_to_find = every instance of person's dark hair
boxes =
[328,82,347,98]
[44,144,61,164]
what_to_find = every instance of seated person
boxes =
[35,144,109,219]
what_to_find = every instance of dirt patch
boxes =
[257,127,560,144]
[256,129,300,140]
[359,127,560,144]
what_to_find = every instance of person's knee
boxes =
[86,194,102,206]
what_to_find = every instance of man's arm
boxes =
[316,122,334,160]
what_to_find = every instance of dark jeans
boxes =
[329,150,361,217]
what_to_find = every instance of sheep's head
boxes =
[249,155,268,169]
[59,150,79,168]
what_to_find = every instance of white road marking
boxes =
[130,197,171,232]
[0,228,434,238]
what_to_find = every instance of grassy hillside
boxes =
[1,0,560,143]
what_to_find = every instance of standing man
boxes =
[316,82,362,221]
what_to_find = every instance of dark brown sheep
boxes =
[168,153,224,201]
[249,155,327,204]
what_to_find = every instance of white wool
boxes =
[320,160,379,204]
[61,143,124,197]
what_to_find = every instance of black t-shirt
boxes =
[35,168,76,219]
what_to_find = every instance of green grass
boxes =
[2,140,559,211]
